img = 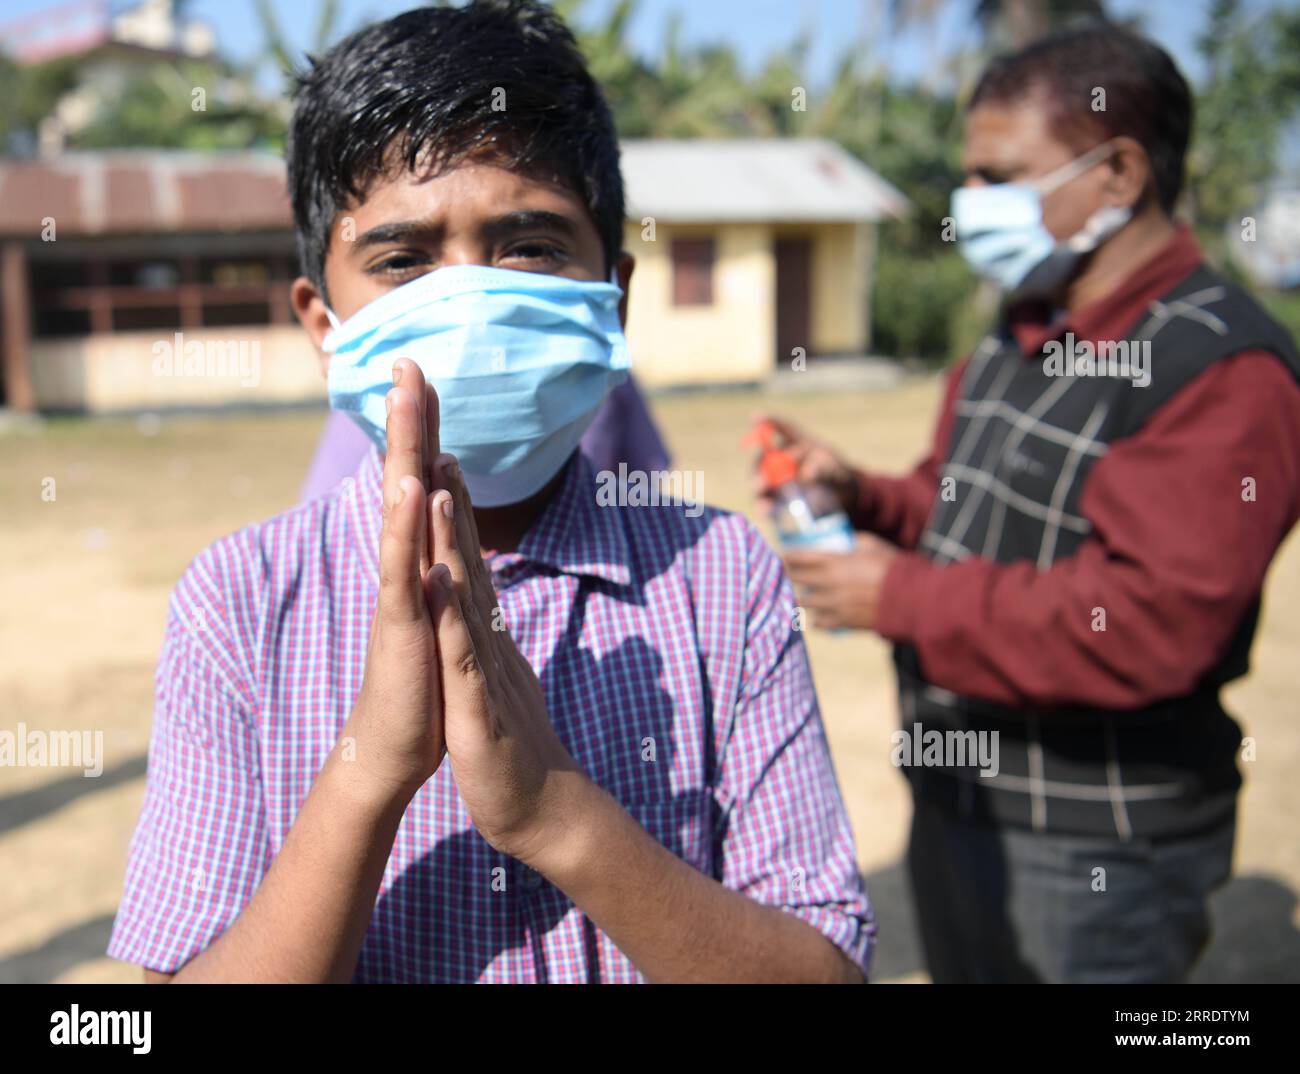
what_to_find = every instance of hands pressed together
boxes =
[344,357,586,869]
[348,387,896,877]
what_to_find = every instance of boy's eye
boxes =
[502,241,565,264]
[368,252,430,279]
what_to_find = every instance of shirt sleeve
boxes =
[875,350,1300,709]
[713,519,876,979]
[106,555,268,973]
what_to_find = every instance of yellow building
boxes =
[0,140,905,413]
[619,139,907,388]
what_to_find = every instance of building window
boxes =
[28,251,295,338]
[671,237,715,306]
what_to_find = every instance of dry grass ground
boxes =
[2,378,1297,982]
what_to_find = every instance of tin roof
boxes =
[0,139,908,238]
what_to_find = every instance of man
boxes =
[770,26,1300,983]
[106,0,873,983]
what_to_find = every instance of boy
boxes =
[107,0,873,983]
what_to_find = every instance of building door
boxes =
[774,237,812,369]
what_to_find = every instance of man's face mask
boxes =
[950,140,1132,297]
[322,264,631,507]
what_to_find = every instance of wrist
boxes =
[328,723,424,819]
[519,771,621,886]
[846,468,874,522]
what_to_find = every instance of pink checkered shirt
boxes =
[108,446,875,982]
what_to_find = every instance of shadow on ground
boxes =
[0,914,117,984]
[0,755,147,836]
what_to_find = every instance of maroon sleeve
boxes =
[874,350,1300,709]
[848,358,967,549]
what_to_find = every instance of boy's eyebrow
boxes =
[352,219,444,250]
[351,210,579,251]
[481,209,580,243]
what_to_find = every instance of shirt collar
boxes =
[1007,223,1205,355]
[348,446,632,590]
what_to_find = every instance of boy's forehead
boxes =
[332,158,595,239]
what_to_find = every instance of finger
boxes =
[785,563,832,589]
[383,366,428,571]
[762,415,804,445]
[798,587,837,612]
[435,454,491,590]
[379,475,428,625]
[389,358,428,478]
[433,455,507,668]
[404,361,431,496]
[428,480,494,657]
[423,381,441,468]
[811,609,841,630]
[428,486,465,585]
[396,360,434,574]
[425,561,488,714]
[783,549,833,573]
[855,532,894,555]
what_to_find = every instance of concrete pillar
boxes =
[1,242,35,411]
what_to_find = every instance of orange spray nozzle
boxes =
[742,420,798,491]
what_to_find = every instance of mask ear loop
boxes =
[1065,204,1133,254]
[1033,139,1118,197]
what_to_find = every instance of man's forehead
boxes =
[963,96,1069,168]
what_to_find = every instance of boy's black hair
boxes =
[287,0,624,299]
[969,24,1192,214]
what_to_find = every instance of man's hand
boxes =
[750,412,859,515]
[343,357,446,804]
[784,533,900,631]
[423,453,588,869]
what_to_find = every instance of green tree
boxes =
[1188,0,1300,257]
[73,60,285,150]
[0,53,81,152]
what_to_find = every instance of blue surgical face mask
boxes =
[322,264,630,507]
[951,141,1132,297]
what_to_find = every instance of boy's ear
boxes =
[615,252,635,330]
[291,277,335,379]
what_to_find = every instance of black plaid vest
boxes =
[896,263,1300,840]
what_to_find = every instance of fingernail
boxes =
[394,482,406,506]
[441,495,454,519]
[393,363,403,385]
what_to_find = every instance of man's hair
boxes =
[287,0,624,298]
[968,24,1192,213]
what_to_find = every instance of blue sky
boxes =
[3,0,1296,171]
[0,0,1270,87]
